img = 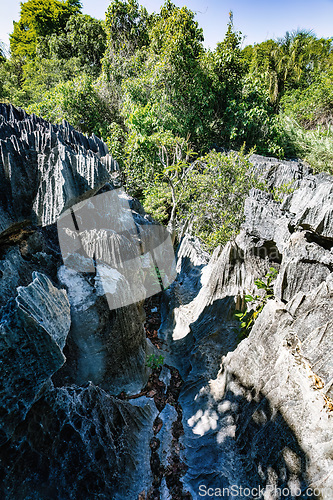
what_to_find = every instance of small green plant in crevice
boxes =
[272,180,296,203]
[235,267,278,340]
[146,353,164,370]
[145,265,169,291]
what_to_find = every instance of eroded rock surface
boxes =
[56,265,149,394]
[161,156,333,499]
[0,383,157,499]
[0,272,70,444]
[0,104,160,499]
[0,103,114,234]
[2,102,333,500]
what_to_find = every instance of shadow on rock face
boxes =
[160,290,241,386]
[175,256,208,306]
[181,373,319,500]
[0,383,157,500]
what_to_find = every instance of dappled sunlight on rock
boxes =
[188,408,219,436]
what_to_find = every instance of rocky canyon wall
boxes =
[160,155,333,499]
[0,104,157,499]
[0,103,332,499]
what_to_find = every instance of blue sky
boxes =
[1,0,333,53]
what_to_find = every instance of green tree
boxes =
[10,0,81,59]
[104,0,149,55]
[0,42,6,63]
[45,14,106,73]
[103,0,150,86]
[281,67,333,128]
[179,148,259,250]
[214,13,245,92]
[21,57,81,104]
[0,57,28,105]
[210,13,247,145]
[248,31,333,108]
[121,1,209,148]
[146,0,207,142]
[27,75,115,137]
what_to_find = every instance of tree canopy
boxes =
[3,0,333,250]
[10,0,82,58]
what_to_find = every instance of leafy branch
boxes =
[235,267,278,340]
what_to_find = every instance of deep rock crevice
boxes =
[0,105,332,499]
[159,155,333,499]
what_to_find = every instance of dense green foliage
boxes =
[2,1,333,251]
[10,0,82,58]
[169,148,262,250]
[27,75,115,136]
[281,68,333,127]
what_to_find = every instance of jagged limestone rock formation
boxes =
[2,101,332,499]
[0,383,157,499]
[0,103,114,234]
[0,229,58,308]
[0,104,158,498]
[0,272,70,444]
[57,187,176,309]
[56,265,150,394]
[161,155,333,499]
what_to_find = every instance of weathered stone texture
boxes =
[161,156,333,498]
